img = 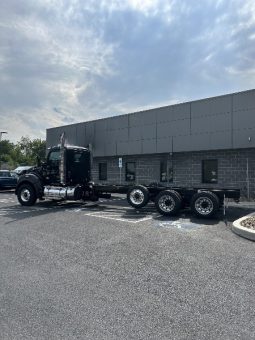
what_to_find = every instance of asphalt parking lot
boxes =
[0,191,254,340]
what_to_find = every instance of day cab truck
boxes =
[15,143,240,218]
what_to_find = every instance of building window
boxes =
[160,161,173,183]
[99,163,107,180]
[202,160,218,183]
[125,162,136,181]
[160,161,167,182]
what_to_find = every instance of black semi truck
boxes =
[15,143,240,218]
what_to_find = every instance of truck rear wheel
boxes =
[127,185,149,209]
[191,191,219,218]
[17,183,37,206]
[155,190,182,216]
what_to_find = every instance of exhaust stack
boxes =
[59,132,66,185]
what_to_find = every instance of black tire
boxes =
[17,183,37,206]
[155,190,182,216]
[127,185,149,209]
[190,191,219,218]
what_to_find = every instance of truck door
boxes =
[46,149,61,185]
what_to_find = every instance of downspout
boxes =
[246,157,250,200]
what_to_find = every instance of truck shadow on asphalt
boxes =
[0,200,93,224]
[1,198,254,226]
[0,189,15,194]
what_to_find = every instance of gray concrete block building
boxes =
[47,89,255,198]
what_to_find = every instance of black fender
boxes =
[15,173,43,198]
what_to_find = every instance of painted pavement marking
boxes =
[156,219,205,232]
[83,208,161,224]
[0,195,159,224]
[0,198,16,203]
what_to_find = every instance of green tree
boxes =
[30,138,46,161]
[0,137,46,169]
[0,140,15,169]
[17,136,46,165]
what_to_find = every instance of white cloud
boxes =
[0,0,255,142]
[0,0,116,141]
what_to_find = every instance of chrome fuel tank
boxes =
[43,186,82,200]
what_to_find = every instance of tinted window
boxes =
[160,161,173,183]
[99,163,107,180]
[74,152,83,163]
[49,151,60,161]
[160,161,167,182]
[125,162,135,181]
[0,171,10,177]
[202,160,218,183]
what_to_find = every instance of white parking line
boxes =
[0,199,16,203]
[99,197,125,203]
[83,212,148,223]
[0,195,159,223]
[0,206,56,216]
[83,210,160,224]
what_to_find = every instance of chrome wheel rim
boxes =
[130,189,144,205]
[195,197,213,215]
[158,195,175,212]
[21,188,31,202]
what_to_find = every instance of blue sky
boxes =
[0,0,255,142]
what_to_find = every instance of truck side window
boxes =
[48,151,60,162]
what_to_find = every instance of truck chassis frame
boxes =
[93,183,240,218]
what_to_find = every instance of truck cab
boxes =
[45,146,91,186]
[16,145,92,206]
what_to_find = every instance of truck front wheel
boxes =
[17,183,37,206]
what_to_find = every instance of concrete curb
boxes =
[232,212,255,241]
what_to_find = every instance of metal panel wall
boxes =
[191,96,231,118]
[46,89,255,156]
[76,123,86,147]
[84,122,95,144]
[106,115,129,130]
[233,109,255,130]
[233,90,255,148]
[157,119,190,138]
[233,91,255,111]
[142,139,157,154]
[157,137,173,153]
[190,95,232,151]
[46,127,63,148]
[129,110,156,126]
[156,103,190,122]
[191,113,231,134]
[61,125,77,145]
[46,125,77,149]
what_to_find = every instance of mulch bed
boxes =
[240,217,255,230]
